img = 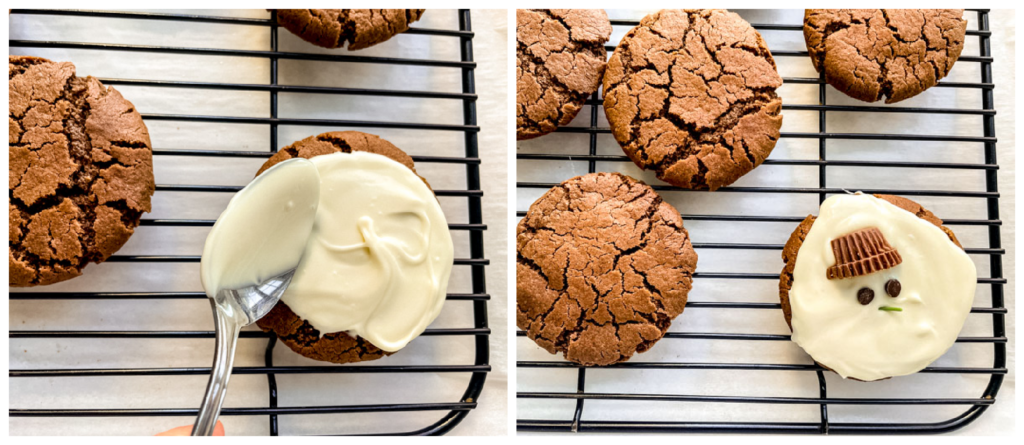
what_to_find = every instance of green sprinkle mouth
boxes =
[879,306,903,312]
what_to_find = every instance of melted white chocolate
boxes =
[789,194,976,381]
[201,158,320,299]
[281,152,454,352]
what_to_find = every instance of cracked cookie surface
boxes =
[804,9,967,103]
[255,131,427,364]
[604,9,783,191]
[274,9,425,50]
[9,56,155,287]
[517,172,697,366]
[517,9,612,140]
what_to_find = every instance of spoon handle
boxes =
[192,298,245,436]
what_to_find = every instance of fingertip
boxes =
[155,421,226,436]
[154,424,192,436]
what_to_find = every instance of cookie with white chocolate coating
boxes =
[779,194,973,381]
[255,131,434,364]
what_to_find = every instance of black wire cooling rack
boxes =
[9,9,489,436]
[516,9,1006,434]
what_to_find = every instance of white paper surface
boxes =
[515,9,1015,435]
[8,8,509,436]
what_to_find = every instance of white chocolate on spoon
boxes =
[201,158,320,298]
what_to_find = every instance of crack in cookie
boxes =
[804,9,967,103]
[517,172,697,366]
[517,9,612,140]
[9,56,154,287]
[603,9,783,191]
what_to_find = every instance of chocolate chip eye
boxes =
[885,279,901,298]
[857,287,874,305]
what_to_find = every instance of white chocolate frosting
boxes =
[789,193,976,381]
[281,151,454,352]
[201,158,320,299]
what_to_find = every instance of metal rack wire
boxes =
[9,9,490,436]
[516,9,1006,434]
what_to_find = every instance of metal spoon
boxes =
[190,158,319,435]
[191,269,295,436]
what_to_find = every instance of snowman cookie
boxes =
[779,193,976,381]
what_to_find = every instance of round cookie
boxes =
[517,9,612,140]
[517,172,697,366]
[603,9,783,191]
[779,194,970,381]
[255,131,428,364]
[804,9,967,103]
[274,9,425,50]
[9,56,155,287]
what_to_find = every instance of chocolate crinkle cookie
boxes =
[804,9,967,103]
[255,131,426,364]
[517,9,612,140]
[9,56,155,287]
[604,9,783,191]
[274,9,425,50]
[517,172,697,366]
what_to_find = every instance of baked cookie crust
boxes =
[275,9,425,50]
[517,172,697,366]
[517,9,612,140]
[9,56,155,287]
[603,9,783,191]
[804,9,967,103]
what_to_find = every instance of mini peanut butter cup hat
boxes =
[826,227,902,280]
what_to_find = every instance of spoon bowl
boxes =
[213,269,295,325]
